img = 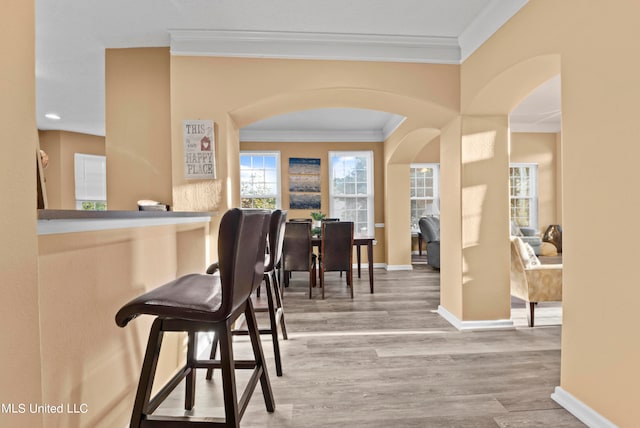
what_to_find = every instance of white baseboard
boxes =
[437,305,514,331]
[349,263,385,269]
[385,264,413,271]
[551,387,618,428]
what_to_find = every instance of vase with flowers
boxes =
[310,211,325,230]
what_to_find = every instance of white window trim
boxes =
[410,163,440,232]
[74,153,107,210]
[240,150,282,209]
[509,162,538,228]
[328,150,375,236]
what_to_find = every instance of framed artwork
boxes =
[289,157,321,209]
[290,193,321,209]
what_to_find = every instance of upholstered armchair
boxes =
[418,216,440,269]
[511,221,542,255]
[510,237,562,327]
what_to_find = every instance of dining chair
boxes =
[282,221,316,298]
[114,208,274,427]
[319,221,354,299]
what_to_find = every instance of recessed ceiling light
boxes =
[45,113,61,120]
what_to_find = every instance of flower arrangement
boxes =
[310,211,325,221]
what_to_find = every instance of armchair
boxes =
[511,222,542,255]
[510,237,562,327]
[418,216,440,269]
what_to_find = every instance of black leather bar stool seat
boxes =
[115,208,274,428]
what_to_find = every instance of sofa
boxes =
[418,216,440,269]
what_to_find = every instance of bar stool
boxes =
[206,209,289,377]
[115,208,274,428]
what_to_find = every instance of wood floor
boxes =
[154,262,584,427]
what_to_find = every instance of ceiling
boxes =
[35,0,560,140]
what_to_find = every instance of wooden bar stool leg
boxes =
[185,331,197,410]
[265,273,283,376]
[205,333,219,380]
[272,270,288,340]
[218,323,240,427]
[130,319,164,428]
[245,300,275,412]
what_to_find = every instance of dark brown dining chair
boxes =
[282,221,316,298]
[115,208,273,428]
[319,221,354,299]
[206,209,288,377]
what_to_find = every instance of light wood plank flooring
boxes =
[153,263,583,427]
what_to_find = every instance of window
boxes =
[509,163,538,228]
[74,153,107,210]
[329,151,374,236]
[410,163,439,231]
[240,151,281,209]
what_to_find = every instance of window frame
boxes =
[509,162,538,228]
[328,150,375,236]
[409,163,440,232]
[239,150,282,209]
[74,153,107,211]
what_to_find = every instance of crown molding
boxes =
[170,29,460,64]
[459,0,528,61]
[240,113,406,143]
[240,128,386,143]
[382,115,406,140]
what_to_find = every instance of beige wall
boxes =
[0,1,44,427]
[413,136,440,164]
[439,119,463,317]
[440,115,511,321]
[170,56,459,264]
[39,131,105,209]
[461,1,639,425]
[106,48,173,210]
[240,141,385,264]
[510,132,560,232]
[37,223,208,428]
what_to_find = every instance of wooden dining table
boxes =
[311,235,375,293]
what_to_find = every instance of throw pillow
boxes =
[540,242,558,257]
[515,237,541,268]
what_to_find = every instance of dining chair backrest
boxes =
[282,221,313,271]
[288,218,312,223]
[218,208,271,316]
[322,218,340,222]
[321,221,354,272]
[265,209,287,272]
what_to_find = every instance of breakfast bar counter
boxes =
[35,209,212,427]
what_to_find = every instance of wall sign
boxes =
[183,119,216,179]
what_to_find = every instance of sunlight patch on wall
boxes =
[462,131,497,164]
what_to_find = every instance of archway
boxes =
[225,87,457,269]
[438,54,561,328]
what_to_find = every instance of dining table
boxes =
[311,235,375,293]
